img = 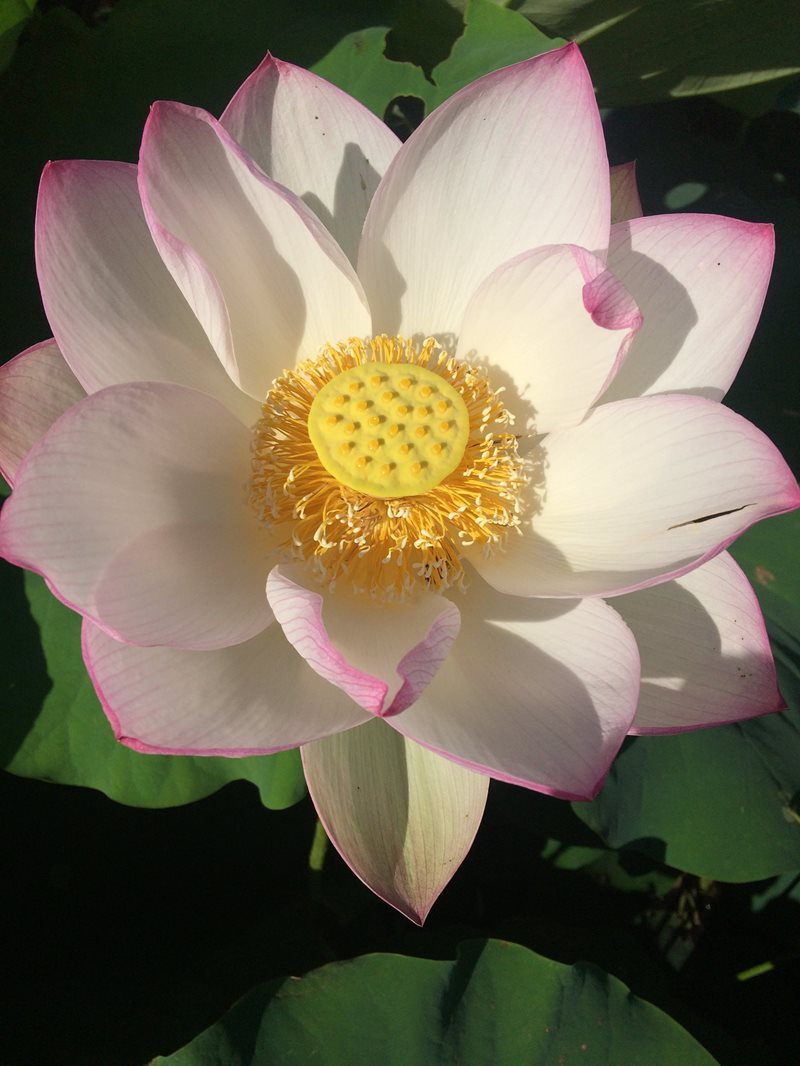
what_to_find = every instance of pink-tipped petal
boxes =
[139,102,371,400]
[84,618,370,756]
[0,341,85,485]
[609,162,643,224]
[359,44,610,337]
[221,55,400,266]
[303,719,488,924]
[615,552,782,733]
[456,245,641,434]
[266,565,460,715]
[35,161,258,426]
[601,214,775,402]
[0,382,273,649]
[474,394,800,599]
[391,584,640,801]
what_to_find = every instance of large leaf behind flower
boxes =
[519,0,800,108]
[157,939,716,1065]
[313,0,563,117]
[0,554,305,810]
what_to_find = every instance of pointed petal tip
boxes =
[627,693,785,737]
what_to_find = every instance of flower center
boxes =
[307,361,470,498]
[250,335,525,601]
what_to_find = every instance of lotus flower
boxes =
[1,44,797,922]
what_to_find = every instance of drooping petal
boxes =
[266,565,460,715]
[139,102,371,400]
[0,340,85,485]
[609,162,643,224]
[473,394,800,599]
[84,619,370,755]
[35,160,258,425]
[391,584,640,800]
[302,719,488,924]
[456,245,641,434]
[221,55,400,266]
[359,43,610,337]
[0,382,273,649]
[600,214,774,402]
[614,551,782,733]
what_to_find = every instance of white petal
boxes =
[221,55,400,265]
[614,552,782,732]
[601,214,775,402]
[359,44,610,336]
[139,102,371,399]
[303,719,488,923]
[35,160,258,425]
[266,565,460,715]
[392,584,640,800]
[474,395,800,598]
[0,382,273,649]
[0,341,85,485]
[84,619,370,755]
[456,245,641,433]
[609,162,643,224]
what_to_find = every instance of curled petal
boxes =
[0,341,85,485]
[266,565,460,715]
[222,54,400,265]
[457,244,641,433]
[474,394,800,599]
[601,214,775,402]
[139,102,371,399]
[84,619,370,756]
[303,719,488,924]
[615,552,782,733]
[35,160,258,425]
[391,584,641,800]
[0,382,273,650]
[359,43,610,337]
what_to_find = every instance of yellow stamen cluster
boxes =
[250,335,525,600]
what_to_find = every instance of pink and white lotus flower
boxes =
[1,44,797,922]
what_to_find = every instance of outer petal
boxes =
[302,719,488,924]
[0,382,273,649]
[35,161,258,425]
[359,43,610,337]
[84,619,370,756]
[600,214,774,402]
[456,245,641,434]
[221,55,400,266]
[614,551,782,733]
[474,395,800,599]
[139,102,371,400]
[391,585,640,801]
[266,565,460,715]
[609,162,643,224]
[0,341,85,485]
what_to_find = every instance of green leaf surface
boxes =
[312,26,430,117]
[729,512,800,638]
[426,0,564,111]
[313,0,564,117]
[0,570,306,810]
[521,0,800,107]
[157,939,717,1065]
[573,653,800,882]
[0,0,35,71]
